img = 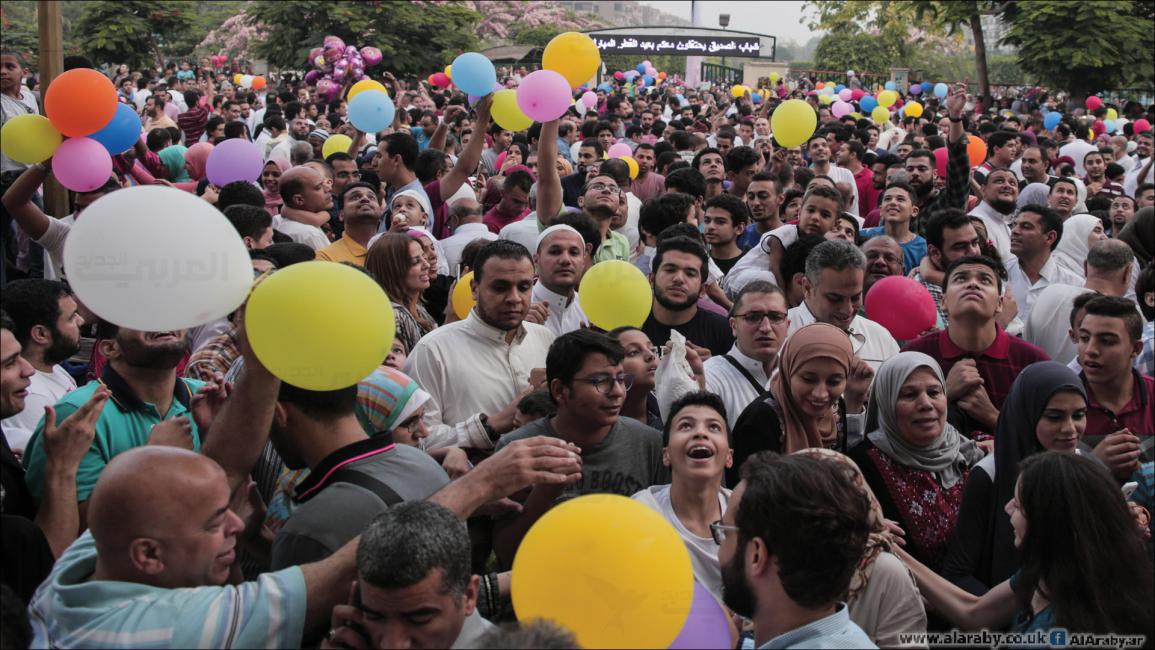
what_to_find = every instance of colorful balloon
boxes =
[348,79,388,101]
[63,186,253,330]
[1106,107,1118,121]
[865,276,936,340]
[491,89,533,132]
[322,134,353,159]
[347,89,395,133]
[837,88,852,102]
[669,582,732,650]
[360,46,383,67]
[884,80,897,91]
[620,155,639,180]
[967,137,987,167]
[247,262,395,390]
[581,90,598,108]
[542,32,601,88]
[516,70,572,122]
[0,114,62,164]
[430,72,450,88]
[831,100,852,118]
[251,76,267,91]
[934,82,949,98]
[771,99,818,148]
[452,271,477,319]
[904,101,924,118]
[206,138,263,187]
[89,103,142,155]
[451,52,497,97]
[871,106,890,124]
[607,143,632,159]
[512,495,693,649]
[52,137,112,192]
[878,90,898,108]
[1044,112,1062,130]
[1134,118,1152,134]
[578,260,653,330]
[1084,96,1103,111]
[910,83,922,94]
[859,95,878,112]
[44,68,118,137]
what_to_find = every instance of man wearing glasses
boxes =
[704,282,790,430]
[577,173,632,263]
[492,329,668,569]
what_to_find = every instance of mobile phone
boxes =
[1122,481,1139,500]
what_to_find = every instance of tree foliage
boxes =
[245,0,480,75]
[804,1,912,75]
[510,25,565,48]
[73,1,194,70]
[1001,0,1154,100]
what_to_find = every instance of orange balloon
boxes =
[967,137,988,168]
[45,69,118,137]
[251,76,267,90]
[816,82,826,90]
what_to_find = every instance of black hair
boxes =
[664,167,706,200]
[801,183,844,212]
[638,193,692,240]
[381,132,419,170]
[413,149,449,185]
[1081,294,1143,342]
[222,121,247,140]
[924,208,974,251]
[340,181,378,202]
[553,212,602,251]
[724,145,760,173]
[652,236,708,277]
[278,381,358,419]
[1069,291,1100,329]
[216,181,265,212]
[661,390,729,446]
[578,138,604,157]
[264,242,317,267]
[545,329,625,388]
[704,192,749,227]
[1136,262,1155,321]
[985,130,1017,156]
[1051,176,1078,194]
[0,280,72,347]
[1016,204,1064,251]
[472,240,532,282]
[943,254,1004,294]
[691,147,723,172]
[222,204,273,242]
[146,128,173,152]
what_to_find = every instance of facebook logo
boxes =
[1049,629,1068,647]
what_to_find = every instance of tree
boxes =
[72,1,194,70]
[813,32,897,77]
[803,1,912,75]
[510,25,565,48]
[908,1,1005,105]
[246,0,480,76]
[1001,0,1154,105]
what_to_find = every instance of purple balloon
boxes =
[205,138,263,187]
[303,69,321,85]
[360,46,383,67]
[670,583,731,649]
[910,83,923,94]
[323,35,346,51]
[516,70,573,122]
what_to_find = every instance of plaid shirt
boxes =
[902,327,1050,438]
[911,269,948,328]
[183,332,240,383]
[916,137,972,235]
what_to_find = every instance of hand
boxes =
[956,386,997,429]
[147,416,194,449]
[190,371,231,434]
[996,292,1018,329]
[486,386,536,435]
[528,368,547,390]
[320,582,370,650]
[41,387,110,471]
[883,518,907,547]
[442,104,466,124]
[945,359,983,401]
[1092,429,1143,479]
[389,213,410,232]
[230,479,274,551]
[844,356,875,413]
[976,438,995,455]
[468,436,582,503]
[946,81,968,119]
[153,178,174,187]
[439,447,473,480]
[525,301,549,325]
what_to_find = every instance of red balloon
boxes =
[1134,118,1152,134]
[865,276,936,341]
[851,88,865,101]
[1085,95,1102,111]
[430,72,450,88]
[933,147,948,179]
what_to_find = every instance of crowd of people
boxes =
[1,48,1154,649]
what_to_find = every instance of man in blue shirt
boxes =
[716,453,876,649]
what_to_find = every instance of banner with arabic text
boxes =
[591,35,762,57]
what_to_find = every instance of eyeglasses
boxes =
[733,311,788,326]
[710,520,739,545]
[587,182,621,193]
[572,373,635,395]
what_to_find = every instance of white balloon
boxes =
[63,186,253,331]
[241,74,255,88]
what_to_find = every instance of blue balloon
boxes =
[636,63,647,74]
[451,52,497,97]
[860,95,878,112]
[884,81,896,91]
[642,74,654,86]
[598,83,613,93]
[1104,119,1117,134]
[751,92,762,104]
[1044,112,1062,130]
[90,103,141,155]
[347,90,395,133]
[934,82,949,98]
[835,84,846,93]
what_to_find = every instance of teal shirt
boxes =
[22,367,204,503]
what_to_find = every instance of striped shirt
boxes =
[177,105,209,145]
[29,531,307,649]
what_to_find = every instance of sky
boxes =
[633,0,822,46]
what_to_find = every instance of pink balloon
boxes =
[303,69,321,86]
[851,88,865,100]
[933,147,948,179]
[614,71,624,81]
[865,276,936,340]
[831,100,852,118]
[205,138,263,187]
[323,35,346,51]
[431,72,450,88]
[360,46,382,67]
[1085,95,1103,111]
[581,91,598,108]
[515,70,573,122]
[53,137,112,192]
[607,142,632,159]
[1134,118,1152,134]
[838,88,852,102]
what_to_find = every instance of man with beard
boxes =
[0,281,83,452]
[716,453,873,648]
[530,225,590,336]
[1108,195,1136,237]
[631,143,665,202]
[1047,177,1079,221]
[1005,204,1080,321]
[642,237,734,357]
[902,83,971,231]
[968,168,1020,260]
[561,139,602,209]
[315,183,382,266]
[1083,150,1125,200]
[22,323,217,524]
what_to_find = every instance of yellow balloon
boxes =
[246,262,395,390]
[872,106,890,124]
[491,89,533,131]
[578,260,652,330]
[818,93,832,105]
[851,112,862,119]
[770,98,817,148]
[542,32,601,88]
[878,89,898,108]
[233,73,243,85]
[1106,107,1118,121]
[452,271,476,320]
[770,72,780,83]
[620,155,639,180]
[905,101,924,118]
[512,495,693,649]
[348,79,387,101]
[322,134,353,159]
[731,84,748,98]
[0,114,63,164]
[444,64,452,79]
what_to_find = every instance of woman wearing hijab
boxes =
[179,141,214,194]
[728,323,867,486]
[158,145,191,183]
[1117,206,1154,266]
[1016,182,1050,209]
[261,156,289,216]
[796,448,928,648]
[1051,213,1107,278]
[942,362,1092,595]
[848,351,985,572]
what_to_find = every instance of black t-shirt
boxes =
[642,308,735,356]
[0,434,35,520]
[712,254,743,276]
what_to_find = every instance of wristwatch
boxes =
[949,116,964,123]
[479,413,500,442]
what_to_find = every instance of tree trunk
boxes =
[969,12,991,108]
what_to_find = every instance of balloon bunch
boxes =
[303,35,383,103]
[611,60,667,88]
[209,54,229,69]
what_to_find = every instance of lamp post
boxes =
[719,14,731,78]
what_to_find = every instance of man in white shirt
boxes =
[786,240,899,370]
[405,241,554,450]
[704,282,789,430]
[1058,129,1098,177]
[529,225,589,336]
[1123,131,1153,198]
[968,167,1020,260]
[0,280,82,452]
[275,166,332,250]
[1005,204,1083,322]
[809,135,860,216]
[439,199,496,275]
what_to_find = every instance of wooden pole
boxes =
[37,0,69,217]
